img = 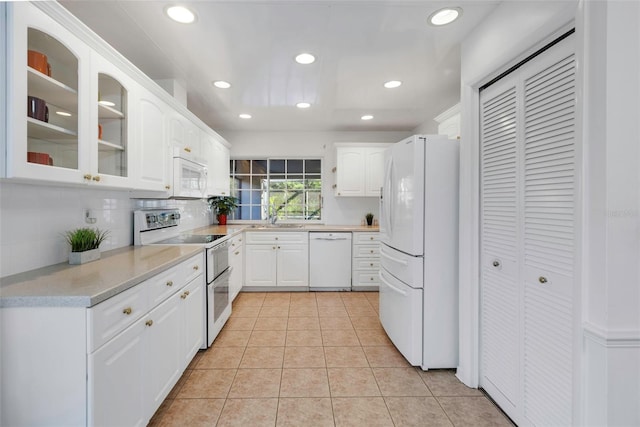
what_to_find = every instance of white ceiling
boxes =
[60,1,500,132]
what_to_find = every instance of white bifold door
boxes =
[479,32,578,426]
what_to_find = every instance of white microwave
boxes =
[172,156,208,199]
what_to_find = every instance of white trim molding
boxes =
[583,322,640,348]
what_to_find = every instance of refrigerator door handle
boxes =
[379,271,407,296]
[383,156,393,234]
[380,248,409,266]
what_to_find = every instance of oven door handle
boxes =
[209,266,232,286]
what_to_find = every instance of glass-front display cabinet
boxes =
[97,73,128,179]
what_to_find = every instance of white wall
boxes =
[458,0,640,425]
[0,182,210,277]
[220,130,411,225]
[581,1,640,425]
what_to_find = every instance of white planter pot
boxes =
[69,248,100,265]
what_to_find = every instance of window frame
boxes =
[229,157,323,223]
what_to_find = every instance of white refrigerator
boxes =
[378,134,459,369]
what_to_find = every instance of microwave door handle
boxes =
[199,169,208,193]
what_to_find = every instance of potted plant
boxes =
[365,212,374,226]
[64,227,110,264]
[208,196,238,225]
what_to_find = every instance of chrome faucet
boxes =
[266,205,278,224]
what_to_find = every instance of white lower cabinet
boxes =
[244,232,308,288]
[88,261,204,426]
[228,234,244,301]
[352,231,380,290]
[0,253,204,427]
[89,288,184,427]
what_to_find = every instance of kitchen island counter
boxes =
[0,245,202,308]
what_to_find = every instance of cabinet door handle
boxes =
[92,175,101,182]
[122,307,132,315]
[181,291,190,299]
[193,265,199,271]
[492,260,501,268]
[370,237,374,240]
[165,185,171,190]
[370,263,374,267]
[145,319,153,327]
[83,174,92,180]
[184,147,191,153]
[273,246,276,250]
[235,251,240,255]
[539,276,548,284]
[277,246,281,249]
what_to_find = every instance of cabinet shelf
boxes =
[98,139,125,151]
[28,67,78,112]
[98,103,124,119]
[27,117,77,142]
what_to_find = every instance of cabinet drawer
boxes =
[228,234,243,251]
[147,263,183,309]
[353,232,379,244]
[245,232,308,245]
[353,245,380,258]
[352,270,380,286]
[353,259,380,270]
[181,253,204,285]
[88,283,148,353]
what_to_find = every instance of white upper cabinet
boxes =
[91,51,133,188]
[6,3,90,184]
[203,132,231,197]
[135,88,169,192]
[169,113,201,161]
[3,2,231,194]
[334,143,391,197]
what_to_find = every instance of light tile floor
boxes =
[149,291,513,427]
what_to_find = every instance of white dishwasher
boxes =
[309,232,352,291]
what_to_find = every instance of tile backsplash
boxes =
[0,182,211,278]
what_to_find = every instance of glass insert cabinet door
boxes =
[25,27,80,172]
[7,2,90,183]
[96,72,128,178]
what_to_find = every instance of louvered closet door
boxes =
[479,33,576,427]
[521,47,576,427]
[479,78,520,417]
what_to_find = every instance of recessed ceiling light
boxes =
[384,80,402,89]
[56,111,72,117]
[428,7,462,26]
[213,80,231,89]
[98,100,115,107]
[239,113,252,119]
[296,102,311,109]
[361,115,374,121]
[295,53,316,65]
[165,5,196,24]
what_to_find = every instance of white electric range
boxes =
[133,209,232,347]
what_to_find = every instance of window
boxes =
[229,159,322,221]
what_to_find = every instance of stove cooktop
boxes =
[153,234,226,245]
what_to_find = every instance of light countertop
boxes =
[0,245,202,308]
[0,224,378,308]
